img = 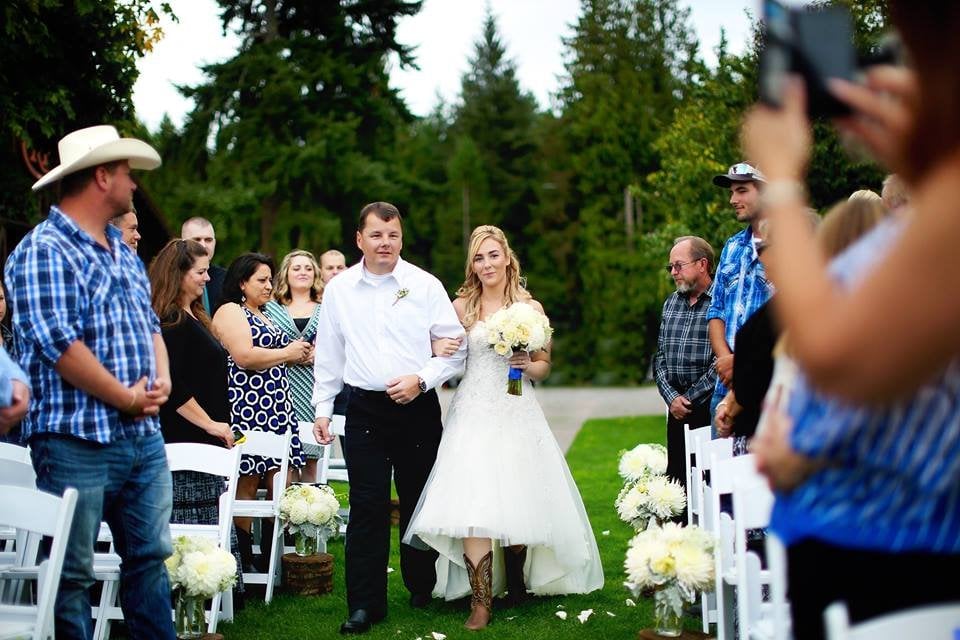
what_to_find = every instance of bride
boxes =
[404,225,603,630]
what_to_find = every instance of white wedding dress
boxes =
[404,321,604,600]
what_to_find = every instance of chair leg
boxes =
[265,517,281,603]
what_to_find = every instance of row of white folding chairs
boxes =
[682,423,791,640]
[92,441,243,640]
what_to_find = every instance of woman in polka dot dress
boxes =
[212,252,312,569]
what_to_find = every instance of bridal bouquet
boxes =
[279,483,343,556]
[624,522,715,635]
[618,443,668,482]
[615,475,686,531]
[485,301,553,395]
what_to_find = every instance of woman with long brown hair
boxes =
[405,225,603,630]
[148,238,244,599]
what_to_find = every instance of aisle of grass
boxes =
[219,415,702,639]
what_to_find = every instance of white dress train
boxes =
[403,321,604,600]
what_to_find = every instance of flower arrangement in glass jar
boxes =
[624,522,715,637]
[165,535,237,639]
[279,483,343,556]
[484,301,553,395]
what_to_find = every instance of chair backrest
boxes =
[165,442,242,548]
[0,442,30,463]
[684,424,713,526]
[311,416,347,485]
[0,457,36,489]
[708,453,760,536]
[698,437,733,533]
[0,484,78,640]
[824,601,960,640]
[238,429,292,500]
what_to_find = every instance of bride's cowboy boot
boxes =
[503,545,529,606]
[464,551,493,630]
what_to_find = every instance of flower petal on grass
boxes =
[625,598,637,607]
[555,611,568,620]
[431,633,446,640]
[386,567,394,573]
[577,609,594,623]
[606,611,616,617]
[601,530,610,536]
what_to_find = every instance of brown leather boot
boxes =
[503,545,529,606]
[464,551,493,630]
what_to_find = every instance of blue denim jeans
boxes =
[30,431,175,640]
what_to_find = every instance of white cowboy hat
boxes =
[31,125,161,191]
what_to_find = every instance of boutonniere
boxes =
[392,288,410,306]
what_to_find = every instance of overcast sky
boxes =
[133,0,764,131]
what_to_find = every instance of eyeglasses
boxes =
[728,162,761,176]
[664,258,702,273]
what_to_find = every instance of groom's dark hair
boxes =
[358,201,402,232]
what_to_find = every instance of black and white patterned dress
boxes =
[228,306,305,474]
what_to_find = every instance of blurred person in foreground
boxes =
[741,4,960,635]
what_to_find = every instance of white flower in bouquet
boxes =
[618,443,668,482]
[166,535,237,599]
[615,476,686,531]
[279,483,343,541]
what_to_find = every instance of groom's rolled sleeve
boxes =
[417,279,466,390]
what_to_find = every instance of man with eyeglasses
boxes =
[705,161,774,426]
[654,236,717,510]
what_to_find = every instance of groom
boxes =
[312,202,467,634]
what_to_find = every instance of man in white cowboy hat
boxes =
[5,125,177,638]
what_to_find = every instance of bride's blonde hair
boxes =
[456,225,530,329]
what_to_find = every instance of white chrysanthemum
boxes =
[618,443,668,481]
[673,543,714,591]
[615,483,646,523]
[645,476,686,519]
[288,501,309,525]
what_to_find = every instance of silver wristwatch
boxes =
[417,377,427,393]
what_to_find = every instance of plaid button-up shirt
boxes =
[5,206,161,444]
[706,227,773,402]
[654,286,717,406]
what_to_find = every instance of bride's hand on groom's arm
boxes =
[431,337,462,357]
[313,417,335,445]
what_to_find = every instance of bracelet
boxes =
[760,179,807,210]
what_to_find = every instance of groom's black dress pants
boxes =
[343,387,442,616]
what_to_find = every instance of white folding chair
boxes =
[765,532,792,640]
[0,442,30,464]
[709,453,762,640]
[693,436,732,634]
[232,430,292,603]
[683,424,713,528]
[92,443,241,639]
[824,601,960,640]
[731,477,776,640]
[303,415,348,485]
[0,485,78,640]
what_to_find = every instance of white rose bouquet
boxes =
[165,535,237,598]
[485,301,553,395]
[624,522,715,632]
[618,443,669,482]
[615,475,686,531]
[279,483,343,554]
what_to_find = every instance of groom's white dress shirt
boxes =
[311,256,467,419]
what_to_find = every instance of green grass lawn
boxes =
[216,415,703,639]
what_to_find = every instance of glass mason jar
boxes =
[653,585,684,637]
[174,592,206,639]
[294,529,319,556]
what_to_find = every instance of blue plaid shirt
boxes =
[4,206,161,444]
[706,227,773,403]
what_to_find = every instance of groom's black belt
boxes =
[350,387,389,399]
